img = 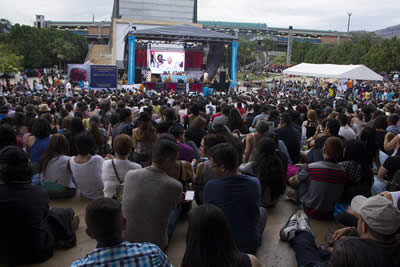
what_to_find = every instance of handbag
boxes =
[111,159,124,201]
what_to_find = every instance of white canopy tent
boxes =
[283,63,383,81]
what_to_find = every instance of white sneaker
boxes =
[280,211,299,241]
[297,210,313,234]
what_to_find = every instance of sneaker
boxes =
[280,211,299,241]
[297,210,312,234]
[285,187,298,204]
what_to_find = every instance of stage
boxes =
[124,24,238,89]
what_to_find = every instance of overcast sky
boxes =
[1,0,399,32]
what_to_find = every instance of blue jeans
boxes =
[186,141,200,161]
[290,231,330,267]
[168,204,182,243]
[371,177,387,195]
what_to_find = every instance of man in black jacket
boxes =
[0,146,79,265]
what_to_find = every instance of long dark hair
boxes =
[253,137,286,201]
[359,127,379,167]
[227,108,246,133]
[343,140,373,187]
[88,115,104,147]
[181,204,241,267]
[39,134,70,173]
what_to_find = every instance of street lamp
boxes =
[347,12,352,32]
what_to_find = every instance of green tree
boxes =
[0,20,87,69]
[238,39,257,66]
[0,44,23,73]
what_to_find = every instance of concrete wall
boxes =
[119,0,194,23]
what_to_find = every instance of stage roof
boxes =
[283,63,383,81]
[127,24,238,42]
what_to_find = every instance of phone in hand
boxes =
[185,191,195,201]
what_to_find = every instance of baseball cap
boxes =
[0,146,28,165]
[351,195,400,235]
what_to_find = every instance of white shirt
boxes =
[66,82,72,97]
[40,155,75,188]
[339,125,357,142]
[70,155,104,200]
[102,159,141,198]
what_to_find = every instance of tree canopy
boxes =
[0,21,88,69]
[0,44,23,73]
[291,34,400,72]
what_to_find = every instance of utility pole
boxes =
[286,26,293,65]
[347,12,352,32]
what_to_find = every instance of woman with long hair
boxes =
[227,108,247,134]
[243,120,269,163]
[26,118,51,173]
[39,134,76,199]
[359,126,380,169]
[240,137,286,207]
[132,112,158,166]
[339,140,373,202]
[181,204,262,267]
[88,115,108,156]
[65,117,86,156]
[302,109,318,139]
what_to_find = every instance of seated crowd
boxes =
[0,84,399,266]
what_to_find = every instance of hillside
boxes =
[375,24,400,39]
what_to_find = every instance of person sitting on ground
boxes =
[280,195,400,267]
[181,204,262,267]
[168,125,194,162]
[122,139,183,251]
[156,108,179,134]
[240,137,286,207]
[338,113,356,142]
[288,137,347,219]
[204,143,267,254]
[69,132,104,200]
[39,134,76,199]
[386,114,399,135]
[243,120,269,163]
[132,112,158,166]
[71,198,169,267]
[373,138,400,195]
[102,134,141,200]
[0,146,78,265]
[26,117,51,172]
[276,112,301,164]
[307,119,342,163]
[193,134,226,205]
[213,106,230,127]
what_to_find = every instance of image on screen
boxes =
[149,51,185,74]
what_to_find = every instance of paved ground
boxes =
[4,193,342,267]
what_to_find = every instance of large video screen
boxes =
[149,51,185,74]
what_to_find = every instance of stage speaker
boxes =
[134,69,142,84]
[220,72,226,84]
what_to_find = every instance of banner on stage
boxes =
[90,65,118,89]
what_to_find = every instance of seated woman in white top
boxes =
[39,134,76,199]
[69,132,104,200]
[102,134,141,199]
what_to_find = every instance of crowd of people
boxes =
[0,74,400,266]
